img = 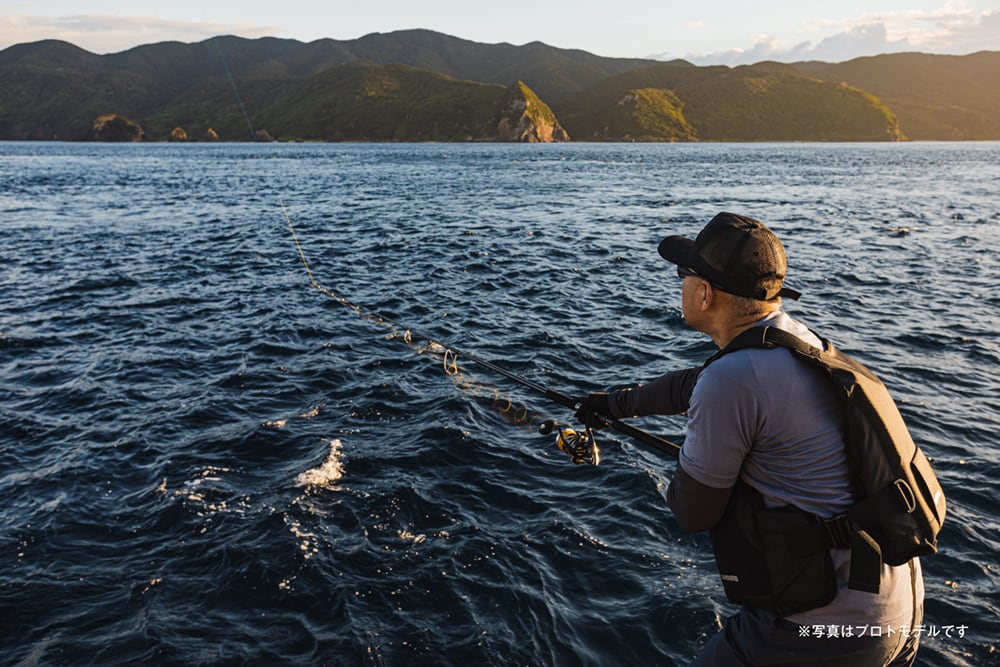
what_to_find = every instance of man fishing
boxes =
[575,212,925,666]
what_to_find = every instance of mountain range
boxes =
[1,29,997,142]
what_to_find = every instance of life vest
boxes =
[702,325,946,616]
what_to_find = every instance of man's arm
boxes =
[609,366,702,418]
[667,461,733,532]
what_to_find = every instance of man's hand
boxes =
[574,392,611,429]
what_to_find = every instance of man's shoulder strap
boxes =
[709,325,880,392]
[707,324,827,366]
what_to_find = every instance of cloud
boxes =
[911,7,1000,53]
[807,23,912,63]
[0,14,278,54]
[675,5,1000,65]
[677,36,814,66]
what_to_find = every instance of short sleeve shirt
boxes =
[680,311,853,516]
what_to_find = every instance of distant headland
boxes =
[1,29,997,142]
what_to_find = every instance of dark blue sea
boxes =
[2,141,998,666]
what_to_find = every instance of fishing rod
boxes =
[215,39,681,465]
[448,344,681,460]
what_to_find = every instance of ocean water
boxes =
[1,141,998,666]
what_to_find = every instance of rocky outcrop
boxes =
[601,88,696,141]
[169,126,188,142]
[90,114,144,142]
[495,81,569,143]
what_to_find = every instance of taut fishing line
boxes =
[283,204,556,430]
[283,199,681,463]
[215,39,257,142]
[215,40,680,465]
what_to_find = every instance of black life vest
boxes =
[703,325,946,615]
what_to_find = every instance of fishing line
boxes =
[215,39,680,463]
[282,205,681,462]
[214,39,257,142]
[282,202,554,433]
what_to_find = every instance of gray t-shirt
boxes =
[682,311,922,627]
[682,312,852,514]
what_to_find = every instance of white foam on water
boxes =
[296,439,345,488]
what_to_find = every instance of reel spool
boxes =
[539,420,600,466]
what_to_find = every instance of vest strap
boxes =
[787,515,853,558]
[784,515,883,594]
[848,529,883,593]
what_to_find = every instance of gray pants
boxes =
[692,605,921,666]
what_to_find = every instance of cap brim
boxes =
[777,286,802,301]
[658,236,694,266]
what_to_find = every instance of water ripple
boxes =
[2,142,999,666]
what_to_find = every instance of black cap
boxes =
[658,212,801,300]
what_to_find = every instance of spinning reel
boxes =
[539,419,601,466]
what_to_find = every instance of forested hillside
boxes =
[1,30,995,142]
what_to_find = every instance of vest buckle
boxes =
[822,515,853,548]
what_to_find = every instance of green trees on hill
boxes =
[0,32,995,142]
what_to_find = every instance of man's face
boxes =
[680,272,714,335]
[679,274,699,325]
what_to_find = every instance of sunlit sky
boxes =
[2,1,997,65]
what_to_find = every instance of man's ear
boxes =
[699,281,715,312]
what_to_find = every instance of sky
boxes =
[1,1,998,65]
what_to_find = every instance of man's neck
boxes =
[710,309,780,349]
